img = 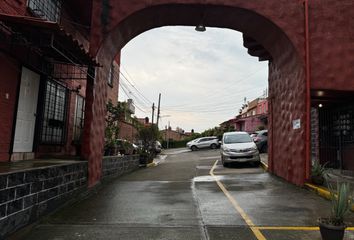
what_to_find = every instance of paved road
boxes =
[15,149,354,239]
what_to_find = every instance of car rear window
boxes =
[224,134,252,144]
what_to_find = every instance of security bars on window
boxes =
[41,79,68,144]
[73,95,85,143]
[27,0,62,22]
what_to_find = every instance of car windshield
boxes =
[224,134,252,144]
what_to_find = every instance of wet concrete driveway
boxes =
[15,149,354,240]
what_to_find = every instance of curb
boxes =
[259,159,354,211]
[304,183,331,200]
[146,155,167,168]
[260,161,268,171]
[146,162,157,167]
[304,183,354,211]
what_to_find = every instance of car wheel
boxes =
[261,144,267,153]
[191,146,197,151]
[221,157,227,167]
[210,143,217,149]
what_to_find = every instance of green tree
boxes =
[137,124,160,151]
[105,101,128,150]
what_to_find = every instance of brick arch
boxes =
[83,1,308,186]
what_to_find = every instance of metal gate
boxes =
[318,104,354,170]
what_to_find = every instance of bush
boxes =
[161,140,189,148]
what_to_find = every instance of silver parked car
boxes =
[220,131,260,167]
[186,136,219,151]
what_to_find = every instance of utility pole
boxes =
[156,93,161,128]
[151,103,155,124]
[167,121,170,149]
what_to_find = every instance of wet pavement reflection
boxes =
[16,149,354,240]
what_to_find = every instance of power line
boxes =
[161,85,266,110]
[119,83,149,113]
[119,73,152,106]
[121,65,153,104]
[118,65,153,105]
[120,81,150,109]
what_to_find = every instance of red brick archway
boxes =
[82,1,354,187]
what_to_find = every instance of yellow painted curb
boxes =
[146,162,156,167]
[260,161,268,171]
[305,183,354,211]
[304,183,332,200]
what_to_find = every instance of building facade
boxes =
[160,128,188,142]
[0,0,118,162]
[0,1,353,187]
[233,98,268,133]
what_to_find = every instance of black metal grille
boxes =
[311,108,319,162]
[27,0,62,22]
[40,79,68,144]
[318,104,354,169]
[107,64,113,86]
[73,95,85,142]
[52,62,88,80]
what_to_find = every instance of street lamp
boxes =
[195,24,206,32]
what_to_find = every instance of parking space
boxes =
[15,148,354,240]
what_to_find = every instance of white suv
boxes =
[186,136,219,151]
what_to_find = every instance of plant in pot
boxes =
[136,124,160,166]
[138,149,149,165]
[318,178,352,240]
[311,160,328,185]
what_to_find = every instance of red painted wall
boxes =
[0,54,20,161]
[238,116,265,133]
[310,0,354,91]
[257,100,268,115]
[0,1,97,160]
[85,0,308,186]
[118,121,137,142]
[0,0,26,15]
[2,0,352,187]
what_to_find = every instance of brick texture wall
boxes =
[102,155,140,179]
[0,162,88,238]
[118,121,138,142]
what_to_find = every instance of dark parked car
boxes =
[253,130,268,153]
[116,139,139,155]
[153,141,162,154]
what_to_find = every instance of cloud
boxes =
[120,26,268,132]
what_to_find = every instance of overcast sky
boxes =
[119,26,268,133]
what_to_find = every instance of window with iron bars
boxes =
[107,64,114,87]
[40,79,68,144]
[27,0,62,22]
[73,95,85,143]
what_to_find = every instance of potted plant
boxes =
[311,160,328,185]
[318,179,352,240]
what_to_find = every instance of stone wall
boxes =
[102,155,140,179]
[0,162,88,238]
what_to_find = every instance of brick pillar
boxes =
[81,66,107,187]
